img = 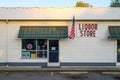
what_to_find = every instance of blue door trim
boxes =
[60,62,116,66]
[0,62,116,66]
[0,62,47,66]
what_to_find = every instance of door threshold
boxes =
[117,63,120,66]
[47,63,60,67]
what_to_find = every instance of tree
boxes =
[110,0,120,7]
[75,1,92,7]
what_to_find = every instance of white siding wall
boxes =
[60,24,117,63]
[0,23,7,62]
[5,21,69,62]
[7,24,21,62]
[0,21,118,63]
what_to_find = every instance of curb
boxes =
[1,66,120,72]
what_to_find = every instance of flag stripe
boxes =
[69,16,75,39]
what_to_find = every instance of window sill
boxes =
[21,58,47,59]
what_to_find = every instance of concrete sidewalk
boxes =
[0,66,120,72]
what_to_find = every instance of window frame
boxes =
[21,39,48,59]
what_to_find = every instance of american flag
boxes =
[69,16,75,39]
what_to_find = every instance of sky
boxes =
[0,0,111,7]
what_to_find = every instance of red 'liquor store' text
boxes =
[79,24,98,37]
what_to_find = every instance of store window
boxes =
[117,40,120,62]
[22,39,47,59]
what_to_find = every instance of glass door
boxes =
[49,40,59,63]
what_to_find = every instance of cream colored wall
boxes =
[5,21,69,62]
[0,22,7,62]
[0,20,118,63]
[60,21,118,63]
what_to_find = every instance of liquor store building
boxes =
[0,7,120,67]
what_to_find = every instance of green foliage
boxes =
[75,1,92,7]
[110,0,120,7]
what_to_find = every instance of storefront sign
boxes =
[77,24,98,37]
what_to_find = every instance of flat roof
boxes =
[0,7,120,20]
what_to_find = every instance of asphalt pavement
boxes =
[0,72,120,80]
[0,66,120,80]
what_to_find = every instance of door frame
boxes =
[47,39,60,67]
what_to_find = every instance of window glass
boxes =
[49,40,58,51]
[37,51,47,58]
[117,40,120,62]
[22,39,47,59]
[22,51,30,58]
[37,39,47,50]
[37,39,47,58]
[22,39,36,50]
[30,51,36,58]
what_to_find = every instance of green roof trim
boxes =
[109,26,120,39]
[18,26,68,39]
